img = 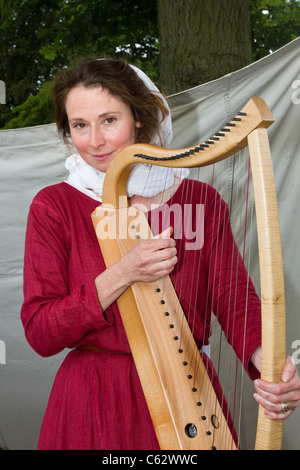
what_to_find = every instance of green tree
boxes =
[0,0,67,127]
[250,0,300,60]
[0,0,159,128]
[158,0,252,94]
[1,81,54,129]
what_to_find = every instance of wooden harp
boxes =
[91,97,286,450]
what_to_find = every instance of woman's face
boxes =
[66,85,141,172]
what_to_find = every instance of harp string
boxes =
[210,150,256,449]
[223,155,241,448]
[141,155,251,447]
[240,152,257,448]
[208,161,235,448]
[188,152,255,449]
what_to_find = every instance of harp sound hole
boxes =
[185,423,197,438]
[211,415,220,429]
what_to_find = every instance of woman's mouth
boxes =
[91,152,113,161]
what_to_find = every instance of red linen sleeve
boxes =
[21,201,113,357]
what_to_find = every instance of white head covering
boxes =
[64,61,189,201]
[128,64,173,148]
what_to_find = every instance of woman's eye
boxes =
[74,122,86,129]
[104,117,116,125]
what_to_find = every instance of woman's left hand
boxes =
[253,351,300,420]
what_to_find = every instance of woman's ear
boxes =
[136,121,142,128]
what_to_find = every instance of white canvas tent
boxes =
[0,37,299,450]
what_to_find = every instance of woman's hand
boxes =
[252,347,300,420]
[120,227,177,287]
[95,227,177,311]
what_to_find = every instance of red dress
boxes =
[21,179,261,450]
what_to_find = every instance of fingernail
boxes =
[282,372,291,383]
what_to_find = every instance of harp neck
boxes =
[101,96,274,208]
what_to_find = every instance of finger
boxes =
[254,378,300,413]
[138,240,177,263]
[155,256,178,274]
[147,238,176,253]
[149,252,177,269]
[136,237,175,259]
[253,356,298,393]
[150,253,178,274]
[264,409,293,421]
[282,355,297,383]
[254,375,300,398]
[152,265,177,279]
[138,256,178,282]
[254,381,296,403]
[153,226,173,240]
[253,393,294,420]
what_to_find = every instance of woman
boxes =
[21,58,299,450]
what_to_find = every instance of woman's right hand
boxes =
[95,227,177,311]
[120,227,177,287]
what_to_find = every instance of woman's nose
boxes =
[89,127,105,148]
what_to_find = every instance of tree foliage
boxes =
[0,0,159,128]
[250,0,300,60]
[0,0,299,129]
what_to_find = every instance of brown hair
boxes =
[52,57,169,145]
